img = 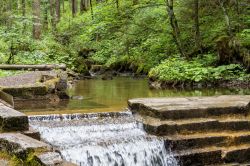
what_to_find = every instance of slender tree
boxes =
[32,0,41,39]
[133,0,139,5]
[62,0,65,12]
[43,0,49,31]
[165,0,186,57]
[50,0,56,31]
[218,0,233,37]
[116,0,119,11]
[90,0,94,19]
[55,0,60,22]
[194,0,202,52]
[21,0,26,32]
[72,0,78,17]
[80,0,88,13]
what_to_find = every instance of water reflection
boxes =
[19,77,250,115]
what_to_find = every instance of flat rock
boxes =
[35,152,77,166]
[128,95,250,119]
[0,104,28,131]
[0,71,57,88]
[0,133,51,158]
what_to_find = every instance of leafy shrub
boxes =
[149,57,247,82]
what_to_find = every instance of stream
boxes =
[18,77,250,166]
[18,77,250,115]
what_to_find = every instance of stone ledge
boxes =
[128,95,250,119]
[0,104,28,132]
[0,133,51,158]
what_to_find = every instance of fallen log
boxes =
[0,64,66,71]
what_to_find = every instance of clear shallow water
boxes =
[29,112,178,166]
[18,77,250,115]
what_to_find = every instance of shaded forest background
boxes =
[0,0,249,83]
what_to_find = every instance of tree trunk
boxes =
[43,1,49,31]
[166,0,186,58]
[21,0,26,33]
[133,0,139,5]
[32,0,41,40]
[218,0,233,37]
[62,0,65,12]
[7,0,13,28]
[55,0,60,22]
[116,0,119,10]
[234,0,240,32]
[72,0,78,17]
[90,0,94,19]
[80,0,88,13]
[194,0,202,52]
[50,0,56,31]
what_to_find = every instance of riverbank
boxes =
[148,57,250,89]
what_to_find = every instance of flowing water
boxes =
[22,77,250,165]
[29,111,178,166]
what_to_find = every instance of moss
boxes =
[25,152,43,166]
[0,151,46,166]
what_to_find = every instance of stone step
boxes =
[164,131,250,151]
[0,104,28,132]
[128,95,250,120]
[175,145,250,166]
[0,133,51,159]
[141,116,250,135]
[222,144,250,163]
[174,147,222,166]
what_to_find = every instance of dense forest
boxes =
[0,0,249,86]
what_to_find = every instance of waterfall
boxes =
[29,112,178,166]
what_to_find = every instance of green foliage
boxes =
[238,29,250,47]
[149,57,248,83]
[0,0,249,80]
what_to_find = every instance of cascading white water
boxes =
[29,111,178,166]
